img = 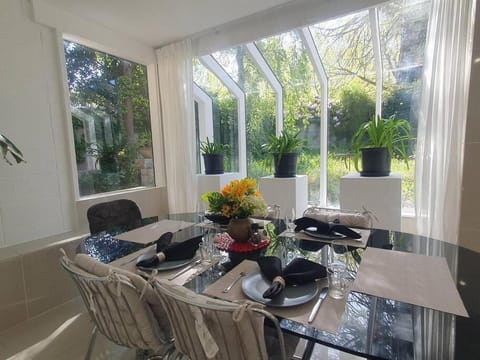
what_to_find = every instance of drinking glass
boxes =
[284,208,296,235]
[327,241,350,299]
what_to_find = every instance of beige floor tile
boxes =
[0,298,134,360]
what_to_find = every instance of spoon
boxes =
[222,272,248,293]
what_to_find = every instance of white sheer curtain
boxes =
[414,1,475,357]
[415,0,475,244]
[156,39,197,213]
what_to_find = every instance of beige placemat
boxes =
[203,260,347,334]
[351,247,469,317]
[280,228,370,248]
[115,220,195,245]
[109,247,217,286]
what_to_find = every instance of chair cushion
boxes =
[74,254,172,342]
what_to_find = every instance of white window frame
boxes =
[200,55,247,177]
[244,43,284,135]
[59,34,163,199]
[194,83,214,174]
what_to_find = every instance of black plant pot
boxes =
[360,147,391,177]
[203,154,224,175]
[273,153,298,178]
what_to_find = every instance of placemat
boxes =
[110,246,218,286]
[351,247,469,317]
[279,228,370,248]
[203,260,348,334]
[115,219,194,245]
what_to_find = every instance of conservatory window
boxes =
[211,45,278,178]
[193,0,430,212]
[63,40,155,197]
[255,30,323,200]
[310,9,376,207]
[193,58,240,173]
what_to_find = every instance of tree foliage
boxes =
[64,40,153,195]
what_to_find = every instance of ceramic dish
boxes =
[242,272,318,307]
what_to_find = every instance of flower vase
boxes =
[227,218,253,243]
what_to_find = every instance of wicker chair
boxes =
[86,199,143,235]
[60,250,179,360]
[152,277,292,360]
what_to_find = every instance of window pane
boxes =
[310,10,376,207]
[193,58,239,172]
[212,46,276,179]
[379,0,430,212]
[64,40,155,196]
[256,31,322,201]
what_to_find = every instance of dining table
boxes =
[79,212,480,360]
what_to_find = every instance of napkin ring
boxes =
[273,276,285,287]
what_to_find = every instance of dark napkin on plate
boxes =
[294,217,361,239]
[258,256,327,299]
[136,236,202,268]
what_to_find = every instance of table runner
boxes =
[351,247,469,317]
[279,228,370,248]
[115,219,195,245]
[203,260,348,334]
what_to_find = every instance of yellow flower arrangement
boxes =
[201,178,267,219]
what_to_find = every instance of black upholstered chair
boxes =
[87,199,143,235]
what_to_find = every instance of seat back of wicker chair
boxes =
[152,278,287,360]
[60,251,173,355]
[87,199,143,234]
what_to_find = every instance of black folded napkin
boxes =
[258,256,327,299]
[294,217,361,239]
[156,231,174,252]
[136,236,202,268]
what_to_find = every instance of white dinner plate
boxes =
[242,272,319,307]
[136,257,194,272]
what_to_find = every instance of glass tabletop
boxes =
[80,213,480,360]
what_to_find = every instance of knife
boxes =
[308,287,329,323]
[168,259,201,281]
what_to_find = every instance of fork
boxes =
[222,272,248,293]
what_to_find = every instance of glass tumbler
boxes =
[327,241,350,299]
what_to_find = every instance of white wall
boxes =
[0,0,75,247]
[0,0,168,248]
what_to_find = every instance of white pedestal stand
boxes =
[259,175,308,219]
[340,173,402,231]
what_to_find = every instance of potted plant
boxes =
[200,137,229,175]
[1,133,25,165]
[263,129,304,178]
[351,115,413,176]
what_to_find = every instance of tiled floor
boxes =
[0,299,134,360]
[0,298,364,360]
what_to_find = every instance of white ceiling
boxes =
[40,0,294,48]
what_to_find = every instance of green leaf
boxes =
[0,134,26,165]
